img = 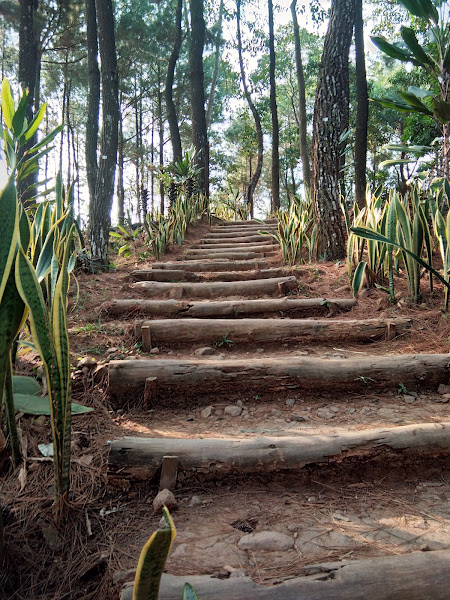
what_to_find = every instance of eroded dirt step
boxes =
[130,276,298,298]
[216,218,278,226]
[107,353,450,406]
[101,297,357,318]
[204,230,273,239]
[185,244,278,254]
[198,235,271,244]
[183,250,272,260]
[191,241,274,250]
[135,317,411,351]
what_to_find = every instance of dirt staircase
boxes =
[105,219,450,599]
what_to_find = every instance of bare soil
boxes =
[1,218,450,599]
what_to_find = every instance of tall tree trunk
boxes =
[18,0,40,202]
[236,0,263,219]
[134,74,141,216]
[89,0,119,264]
[85,0,100,209]
[311,0,355,260]
[189,0,209,198]
[117,93,125,226]
[290,0,311,194]
[354,0,368,208]
[158,66,165,214]
[166,0,183,165]
[268,0,280,212]
[206,0,224,128]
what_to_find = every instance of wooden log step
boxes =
[120,549,450,600]
[135,317,411,350]
[216,218,277,226]
[183,251,266,261]
[191,240,273,249]
[152,260,268,272]
[107,354,450,403]
[185,244,278,255]
[204,230,271,239]
[128,269,200,282]
[130,276,298,299]
[109,421,450,481]
[102,297,357,318]
[200,234,269,243]
[130,268,287,283]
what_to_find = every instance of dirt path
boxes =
[2,218,450,599]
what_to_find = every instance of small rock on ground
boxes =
[201,406,214,418]
[194,347,215,356]
[224,405,243,417]
[153,489,177,513]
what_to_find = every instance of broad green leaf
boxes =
[432,97,450,123]
[1,79,15,131]
[384,144,432,153]
[13,394,93,415]
[397,0,439,23]
[12,375,41,396]
[15,249,53,366]
[35,225,56,282]
[372,97,417,113]
[26,124,63,154]
[133,506,177,600]
[183,583,200,600]
[400,26,436,68]
[407,86,434,99]
[352,261,367,297]
[399,91,434,115]
[23,102,47,141]
[0,177,20,305]
[12,91,29,139]
[370,36,414,62]
[379,158,418,168]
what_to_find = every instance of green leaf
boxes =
[26,124,63,154]
[400,26,436,68]
[23,102,47,141]
[372,97,417,114]
[397,0,439,23]
[399,91,434,115]
[384,143,432,153]
[379,158,418,168]
[35,225,56,282]
[12,375,41,396]
[352,261,367,297]
[133,507,177,600]
[13,394,94,416]
[1,79,15,131]
[432,97,450,123]
[183,583,200,600]
[0,177,20,305]
[12,91,29,139]
[407,86,434,99]
[370,36,414,62]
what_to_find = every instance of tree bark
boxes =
[151,259,269,271]
[236,0,264,217]
[268,0,280,212]
[117,92,125,226]
[18,0,40,203]
[354,0,369,209]
[165,0,183,165]
[206,0,224,128]
[88,0,119,264]
[189,0,209,198]
[85,0,100,212]
[311,0,355,259]
[290,0,312,194]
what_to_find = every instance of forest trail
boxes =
[95,218,450,598]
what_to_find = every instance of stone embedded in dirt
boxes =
[285,398,296,407]
[434,396,450,403]
[224,405,243,417]
[78,356,97,369]
[149,347,160,354]
[403,395,416,404]
[270,409,282,417]
[437,384,450,394]
[290,414,309,422]
[316,407,336,419]
[238,531,294,551]
[189,495,202,507]
[256,348,264,353]
[236,400,244,407]
[194,347,215,356]
[230,569,248,578]
[201,406,214,418]
[287,523,299,532]
[106,347,119,355]
[347,407,356,414]
[153,489,177,513]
